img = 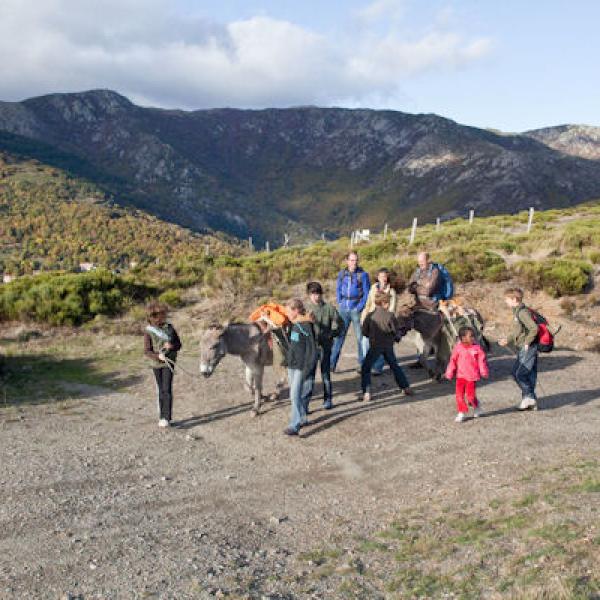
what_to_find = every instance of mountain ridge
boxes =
[1,89,600,244]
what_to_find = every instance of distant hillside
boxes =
[0,150,239,277]
[2,90,600,243]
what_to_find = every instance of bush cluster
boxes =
[0,269,153,325]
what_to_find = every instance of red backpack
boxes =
[526,308,555,353]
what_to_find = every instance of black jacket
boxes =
[286,321,317,375]
[361,307,402,350]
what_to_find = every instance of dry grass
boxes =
[293,459,600,598]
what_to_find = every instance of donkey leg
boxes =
[251,368,264,416]
[420,342,436,379]
[244,365,255,394]
[270,365,286,401]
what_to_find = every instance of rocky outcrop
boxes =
[524,124,600,160]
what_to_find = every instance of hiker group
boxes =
[145,250,554,434]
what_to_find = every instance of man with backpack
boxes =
[408,252,453,309]
[331,251,371,372]
[499,287,542,410]
[408,252,454,368]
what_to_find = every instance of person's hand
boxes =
[158,352,166,362]
[498,338,507,347]
[164,342,174,350]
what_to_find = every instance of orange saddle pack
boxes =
[249,303,290,328]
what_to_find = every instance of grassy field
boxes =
[294,458,600,599]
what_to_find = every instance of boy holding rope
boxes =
[144,301,182,428]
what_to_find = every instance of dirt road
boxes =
[2,322,600,598]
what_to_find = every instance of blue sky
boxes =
[1,0,598,131]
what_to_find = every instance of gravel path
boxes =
[2,335,600,598]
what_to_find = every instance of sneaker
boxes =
[455,412,467,423]
[372,370,383,377]
[323,401,333,410]
[283,427,299,436]
[402,387,414,396]
[518,397,537,411]
[362,391,371,402]
[158,419,170,428]
[473,406,483,418]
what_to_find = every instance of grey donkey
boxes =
[199,323,286,416]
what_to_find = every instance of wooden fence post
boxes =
[248,237,253,251]
[383,223,388,240]
[436,218,441,231]
[283,233,290,248]
[527,207,535,233]
[409,218,417,245]
[204,244,210,256]
[265,241,270,252]
[469,209,475,224]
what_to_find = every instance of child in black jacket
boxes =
[283,298,317,436]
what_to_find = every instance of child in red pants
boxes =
[445,326,489,422]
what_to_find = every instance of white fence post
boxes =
[265,241,270,252]
[383,223,388,240]
[204,244,210,256]
[527,207,535,233]
[409,218,417,245]
[350,231,355,248]
[469,209,475,224]
[283,233,290,248]
[436,218,441,231]
[248,236,253,251]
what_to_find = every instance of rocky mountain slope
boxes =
[1,89,600,244]
[524,124,600,160]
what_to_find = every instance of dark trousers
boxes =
[304,346,333,405]
[512,344,538,399]
[361,347,409,392]
[153,367,174,421]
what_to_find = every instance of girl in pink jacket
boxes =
[445,326,489,422]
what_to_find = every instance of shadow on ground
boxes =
[0,353,142,406]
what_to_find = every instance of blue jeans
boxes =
[362,337,385,373]
[288,368,311,432]
[361,347,409,393]
[303,346,333,407]
[512,344,538,399]
[331,309,363,370]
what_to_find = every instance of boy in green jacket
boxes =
[499,287,540,410]
[304,281,344,410]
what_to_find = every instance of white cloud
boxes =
[356,0,407,23]
[0,0,492,109]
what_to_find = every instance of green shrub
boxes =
[512,259,592,297]
[0,269,153,325]
[158,288,185,308]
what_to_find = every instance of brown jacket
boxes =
[361,306,401,350]
[409,264,441,307]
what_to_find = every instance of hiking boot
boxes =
[283,427,299,436]
[473,406,483,418]
[158,419,170,428]
[402,387,414,396]
[372,370,383,377]
[455,412,467,423]
[362,391,371,402]
[518,397,537,411]
[323,401,333,410]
